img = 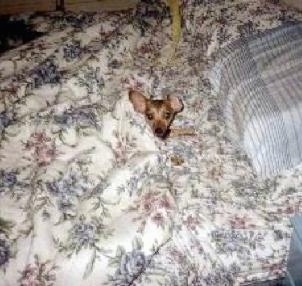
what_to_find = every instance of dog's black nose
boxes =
[155,128,164,137]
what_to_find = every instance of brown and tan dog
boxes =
[129,90,184,139]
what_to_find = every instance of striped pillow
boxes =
[210,23,302,178]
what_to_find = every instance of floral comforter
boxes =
[1,1,302,285]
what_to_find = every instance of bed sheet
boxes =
[0,0,302,285]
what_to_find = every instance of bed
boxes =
[1,0,302,285]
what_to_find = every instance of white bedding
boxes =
[0,1,302,285]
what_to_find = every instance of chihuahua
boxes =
[129,90,184,139]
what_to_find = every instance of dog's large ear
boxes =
[167,95,183,113]
[129,90,148,114]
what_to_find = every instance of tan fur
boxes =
[129,90,184,139]
[145,100,175,137]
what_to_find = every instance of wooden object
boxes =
[281,0,302,11]
[0,0,57,15]
[64,0,139,12]
[0,0,138,15]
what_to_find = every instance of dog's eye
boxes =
[164,112,171,119]
[146,114,153,120]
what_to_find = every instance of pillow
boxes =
[210,23,302,178]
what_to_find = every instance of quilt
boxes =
[0,0,302,285]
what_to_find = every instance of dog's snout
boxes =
[155,127,164,136]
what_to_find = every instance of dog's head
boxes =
[129,90,183,139]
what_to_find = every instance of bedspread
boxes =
[1,1,302,285]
